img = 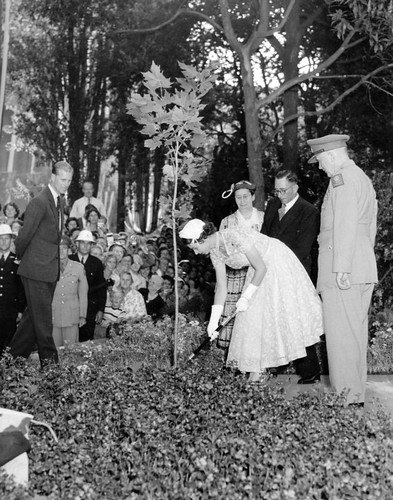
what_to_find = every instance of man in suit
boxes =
[69,230,107,342]
[0,224,25,355]
[307,134,378,405]
[262,169,321,383]
[9,161,73,366]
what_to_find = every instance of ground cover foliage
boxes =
[1,317,393,499]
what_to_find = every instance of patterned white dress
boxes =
[218,209,264,349]
[210,228,323,372]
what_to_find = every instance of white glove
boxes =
[236,297,249,312]
[236,284,258,312]
[207,305,224,339]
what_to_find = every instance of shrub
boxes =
[1,316,393,499]
[367,321,393,374]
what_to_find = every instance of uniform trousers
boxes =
[321,283,374,404]
[9,276,58,366]
[52,325,79,348]
[0,313,19,354]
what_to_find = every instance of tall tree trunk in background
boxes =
[238,50,265,209]
[282,0,300,172]
[87,35,108,195]
[66,22,88,199]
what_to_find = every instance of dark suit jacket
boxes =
[15,186,63,282]
[0,252,26,316]
[69,254,106,312]
[261,196,320,275]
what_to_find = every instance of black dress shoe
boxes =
[297,374,320,385]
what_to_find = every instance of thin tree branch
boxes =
[262,63,393,147]
[218,0,243,56]
[265,0,297,37]
[258,28,366,109]
[111,8,223,36]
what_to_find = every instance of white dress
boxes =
[210,228,323,372]
[217,209,264,349]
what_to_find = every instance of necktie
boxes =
[0,255,5,265]
[278,204,286,221]
[56,196,61,231]
[81,257,85,265]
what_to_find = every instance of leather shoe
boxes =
[297,374,320,385]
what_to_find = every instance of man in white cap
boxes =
[307,134,378,406]
[69,230,107,341]
[0,224,25,355]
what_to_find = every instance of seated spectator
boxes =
[11,219,23,236]
[96,236,107,252]
[103,253,119,300]
[94,289,125,339]
[52,235,88,347]
[157,256,170,277]
[128,254,146,290]
[84,206,101,233]
[139,264,151,284]
[160,274,174,303]
[68,227,81,248]
[65,217,80,235]
[3,202,20,226]
[116,271,147,323]
[97,216,108,235]
[77,203,98,230]
[139,274,166,322]
[70,180,107,220]
[165,264,175,279]
[157,247,171,261]
[109,242,127,265]
[163,278,189,317]
[90,242,104,261]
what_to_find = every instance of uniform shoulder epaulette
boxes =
[331,173,344,188]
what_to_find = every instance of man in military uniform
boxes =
[0,224,25,355]
[307,134,378,405]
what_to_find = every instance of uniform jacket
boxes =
[0,252,26,315]
[69,254,107,312]
[52,259,88,327]
[261,196,320,274]
[317,159,378,292]
[15,186,63,282]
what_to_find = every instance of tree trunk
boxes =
[282,0,300,172]
[239,50,265,209]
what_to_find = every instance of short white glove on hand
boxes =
[207,305,224,339]
[236,284,258,312]
[236,297,249,312]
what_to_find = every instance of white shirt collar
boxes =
[283,194,299,212]
[48,184,59,204]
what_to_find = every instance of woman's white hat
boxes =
[179,219,205,242]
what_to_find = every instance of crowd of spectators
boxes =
[0,190,216,350]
